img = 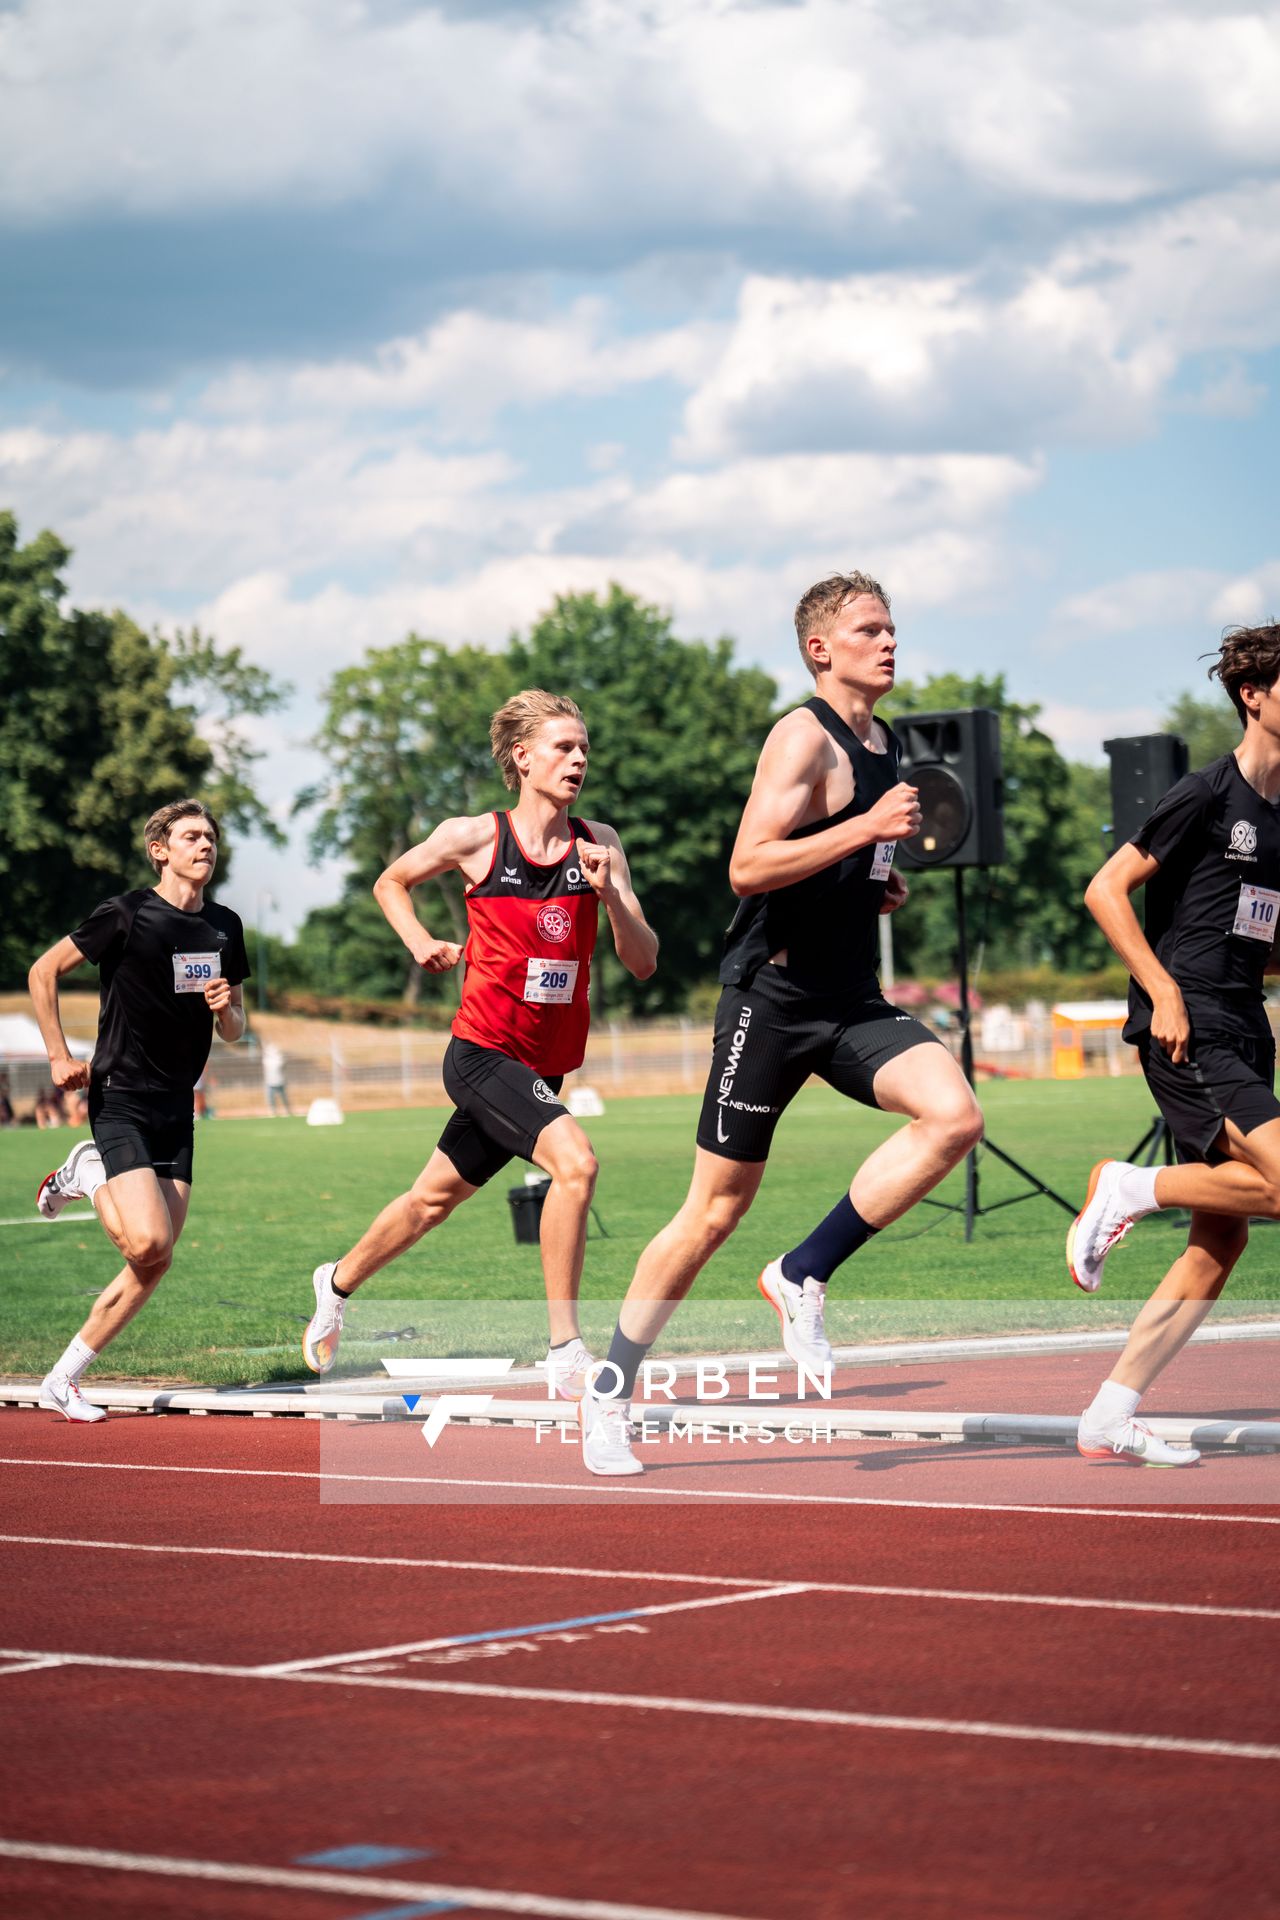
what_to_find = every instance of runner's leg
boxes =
[529,1112,599,1346]
[330,1148,478,1294]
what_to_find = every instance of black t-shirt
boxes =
[1126,753,1280,1042]
[71,889,250,1097]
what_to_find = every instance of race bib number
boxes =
[524,957,579,1005]
[870,841,896,882]
[1232,884,1280,943]
[172,951,221,994]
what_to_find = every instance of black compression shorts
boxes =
[1138,1026,1280,1165]
[89,1087,195,1184]
[437,1036,568,1187]
[695,966,942,1163]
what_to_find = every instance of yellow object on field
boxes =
[1051,1001,1129,1079]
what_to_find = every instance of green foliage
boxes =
[509,585,777,1011]
[882,673,1112,975]
[0,514,289,987]
[295,636,512,1002]
[1162,688,1241,770]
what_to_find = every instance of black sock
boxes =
[548,1337,577,1351]
[330,1273,352,1299]
[781,1196,877,1287]
[596,1324,651,1400]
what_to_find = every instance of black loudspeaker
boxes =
[895,708,1005,869]
[1103,734,1189,846]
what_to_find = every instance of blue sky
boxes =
[3,0,1280,933]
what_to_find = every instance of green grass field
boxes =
[3,1078,1277,1384]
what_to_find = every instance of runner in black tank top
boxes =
[581,573,985,1477]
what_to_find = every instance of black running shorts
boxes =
[437,1037,568,1187]
[89,1087,195,1184]
[695,966,943,1163]
[1138,1026,1280,1165]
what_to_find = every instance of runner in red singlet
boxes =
[301,689,657,1396]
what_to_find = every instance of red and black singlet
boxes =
[453,813,599,1075]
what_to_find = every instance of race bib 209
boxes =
[523,958,578,1005]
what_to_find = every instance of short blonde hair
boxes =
[794,571,890,678]
[143,799,220,876]
[490,690,585,792]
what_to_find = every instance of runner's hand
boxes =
[576,840,616,900]
[880,870,909,914]
[1150,985,1190,1064]
[49,1053,90,1092]
[865,783,922,843]
[204,977,233,1012]
[416,938,465,973]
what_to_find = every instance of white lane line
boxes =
[255,1583,808,1676]
[0,1657,65,1677]
[1,1456,1276,1523]
[3,1536,1278,1624]
[0,1838,749,1920]
[0,1214,94,1229]
[2,1649,1276,1763]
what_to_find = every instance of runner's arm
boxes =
[372,815,493,972]
[204,978,246,1042]
[1084,842,1190,1063]
[578,826,658,980]
[27,936,93,1091]
[728,713,920,896]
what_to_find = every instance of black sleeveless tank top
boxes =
[718,697,902,993]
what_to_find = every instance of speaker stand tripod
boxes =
[920,868,1081,1242]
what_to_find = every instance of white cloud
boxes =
[679,178,1280,460]
[3,0,1278,238]
[1037,699,1163,765]
[1044,561,1280,654]
[206,300,720,436]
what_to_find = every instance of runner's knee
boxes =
[694,1187,751,1252]
[550,1147,599,1201]
[122,1229,172,1274]
[927,1095,983,1161]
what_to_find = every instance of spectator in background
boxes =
[263,1041,292,1116]
[0,1078,14,1127]
[35,1088,64,1129]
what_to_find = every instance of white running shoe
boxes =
[1066,1160,1136,1293]
[758,1259,834,1374]
[543,1338,595,1401]
[303,1261,345,1374]
[35,1140,101,1221]
[41,1371,107,1424]
[1077,1415,1200,1468]
[580,1393,643,1476]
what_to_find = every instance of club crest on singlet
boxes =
[1229,820,1259,859]
[537,903,572,943]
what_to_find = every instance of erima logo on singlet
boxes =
[501,865,523,885]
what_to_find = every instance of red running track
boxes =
[0,1341,1277,1920]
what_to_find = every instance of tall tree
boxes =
[508,585,778,1012]
[0,513,288,987]
[296,636,512,1001]
[1162,688,1241,770]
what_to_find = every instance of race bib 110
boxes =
[1232,884,1280,943]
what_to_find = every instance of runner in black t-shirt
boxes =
[580,572,984,1475]
[1067,623,1280,1466]
[27,799,248,1422]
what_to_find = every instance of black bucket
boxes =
[507,1175,551,1244]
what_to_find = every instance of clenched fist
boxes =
[416,938,465,974]
[576,840,617,900]
[866,782,922,843]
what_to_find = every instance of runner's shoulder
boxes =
[761,704,835,774]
